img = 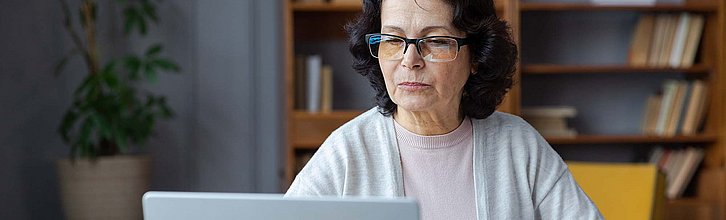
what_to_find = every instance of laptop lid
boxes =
[143,191,419,220]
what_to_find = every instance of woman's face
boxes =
[379,0,473,115]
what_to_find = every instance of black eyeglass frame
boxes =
[365,33,471,60]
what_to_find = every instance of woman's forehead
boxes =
[380,0,455,33]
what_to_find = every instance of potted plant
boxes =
[54,0,179,219]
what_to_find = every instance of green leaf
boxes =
[58,110,79,143]
[101,63,121,90]
[114,129,129,153]
[124,55,143,80]
[145,44,163,57]
[77,117,95,157]
[138,14,148,35]
[73,74,96,97]
[123,7,139,34]
[144,63,157,82]
[142,1,158,23]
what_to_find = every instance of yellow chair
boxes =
[567,162,666,220]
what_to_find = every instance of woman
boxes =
[286,0,603,219]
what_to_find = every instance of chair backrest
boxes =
[567,162,665,220]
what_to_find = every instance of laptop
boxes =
[143,191,419,220]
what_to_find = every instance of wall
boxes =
[0,0,283,219]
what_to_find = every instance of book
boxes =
[674,81,692,134]
[669,13,691,68]
[664,81,687,136]
[668,148,705,198]
[641,94,662,135]
[648,14,667,67]
[680,80,704,135]
[690,81,709,135]
[306,55,322,112]
[628,14,655,67]
[526,117,569,132]
[681,15,705,68]
[295,54,308,109]
[567,162,662,220]
[655,80,678,135]
[320,65,333,113]
[521,106,577,118]
[658,14,678,67]
[522,106,578,138]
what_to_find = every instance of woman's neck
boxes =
[393,107,464,136]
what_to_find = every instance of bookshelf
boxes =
[519,0,725,219]
[283,0,725,218]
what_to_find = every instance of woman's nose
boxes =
[400,43,424,70]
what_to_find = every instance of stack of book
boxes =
[648,147,705,199]
[521,106,578,137]
[628,12,705,68]
[641,80,709,136]
[295,54,334,113]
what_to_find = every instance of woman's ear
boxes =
[470,64,478,75]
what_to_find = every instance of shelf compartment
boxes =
[664,198,720,220]
[291,110,362,148]
[522,64,710,74]
[546,134,717,145]
[520,3,718,12]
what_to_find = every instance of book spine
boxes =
[306,55,322,112]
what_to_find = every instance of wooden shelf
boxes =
[522,64,710,74]
[291,110,362,148]
[520,2,717,12]
[665,198,720,220]
[546,134,717,145]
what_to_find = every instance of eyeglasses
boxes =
[365,33,470,62]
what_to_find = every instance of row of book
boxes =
[648,147,705,199]
[628,12,705,68]
[641,79,709,136]
[521,106,578,137]
[295,54,334,113]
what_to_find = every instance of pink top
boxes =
[394,117,476,220]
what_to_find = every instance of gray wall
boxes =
[0,0,283,219]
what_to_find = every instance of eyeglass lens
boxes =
[368,34,459,62]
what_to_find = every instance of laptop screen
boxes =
[143,191,419,220]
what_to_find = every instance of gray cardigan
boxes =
[286,108,603,220]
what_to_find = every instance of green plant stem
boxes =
[81,0,100,75]
[58,0,97,75]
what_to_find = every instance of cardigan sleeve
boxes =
[285,136,346,197]
[534,168,604,220]
[527,129,603,220]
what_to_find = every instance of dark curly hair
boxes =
[345,0,517,119]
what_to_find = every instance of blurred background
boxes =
[1,0,725,219]
[1,0,285,219]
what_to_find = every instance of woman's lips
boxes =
[398,82,431,91]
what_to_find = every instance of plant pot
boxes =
[57,155,151,220]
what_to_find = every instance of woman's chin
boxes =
[395,101,437,113]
